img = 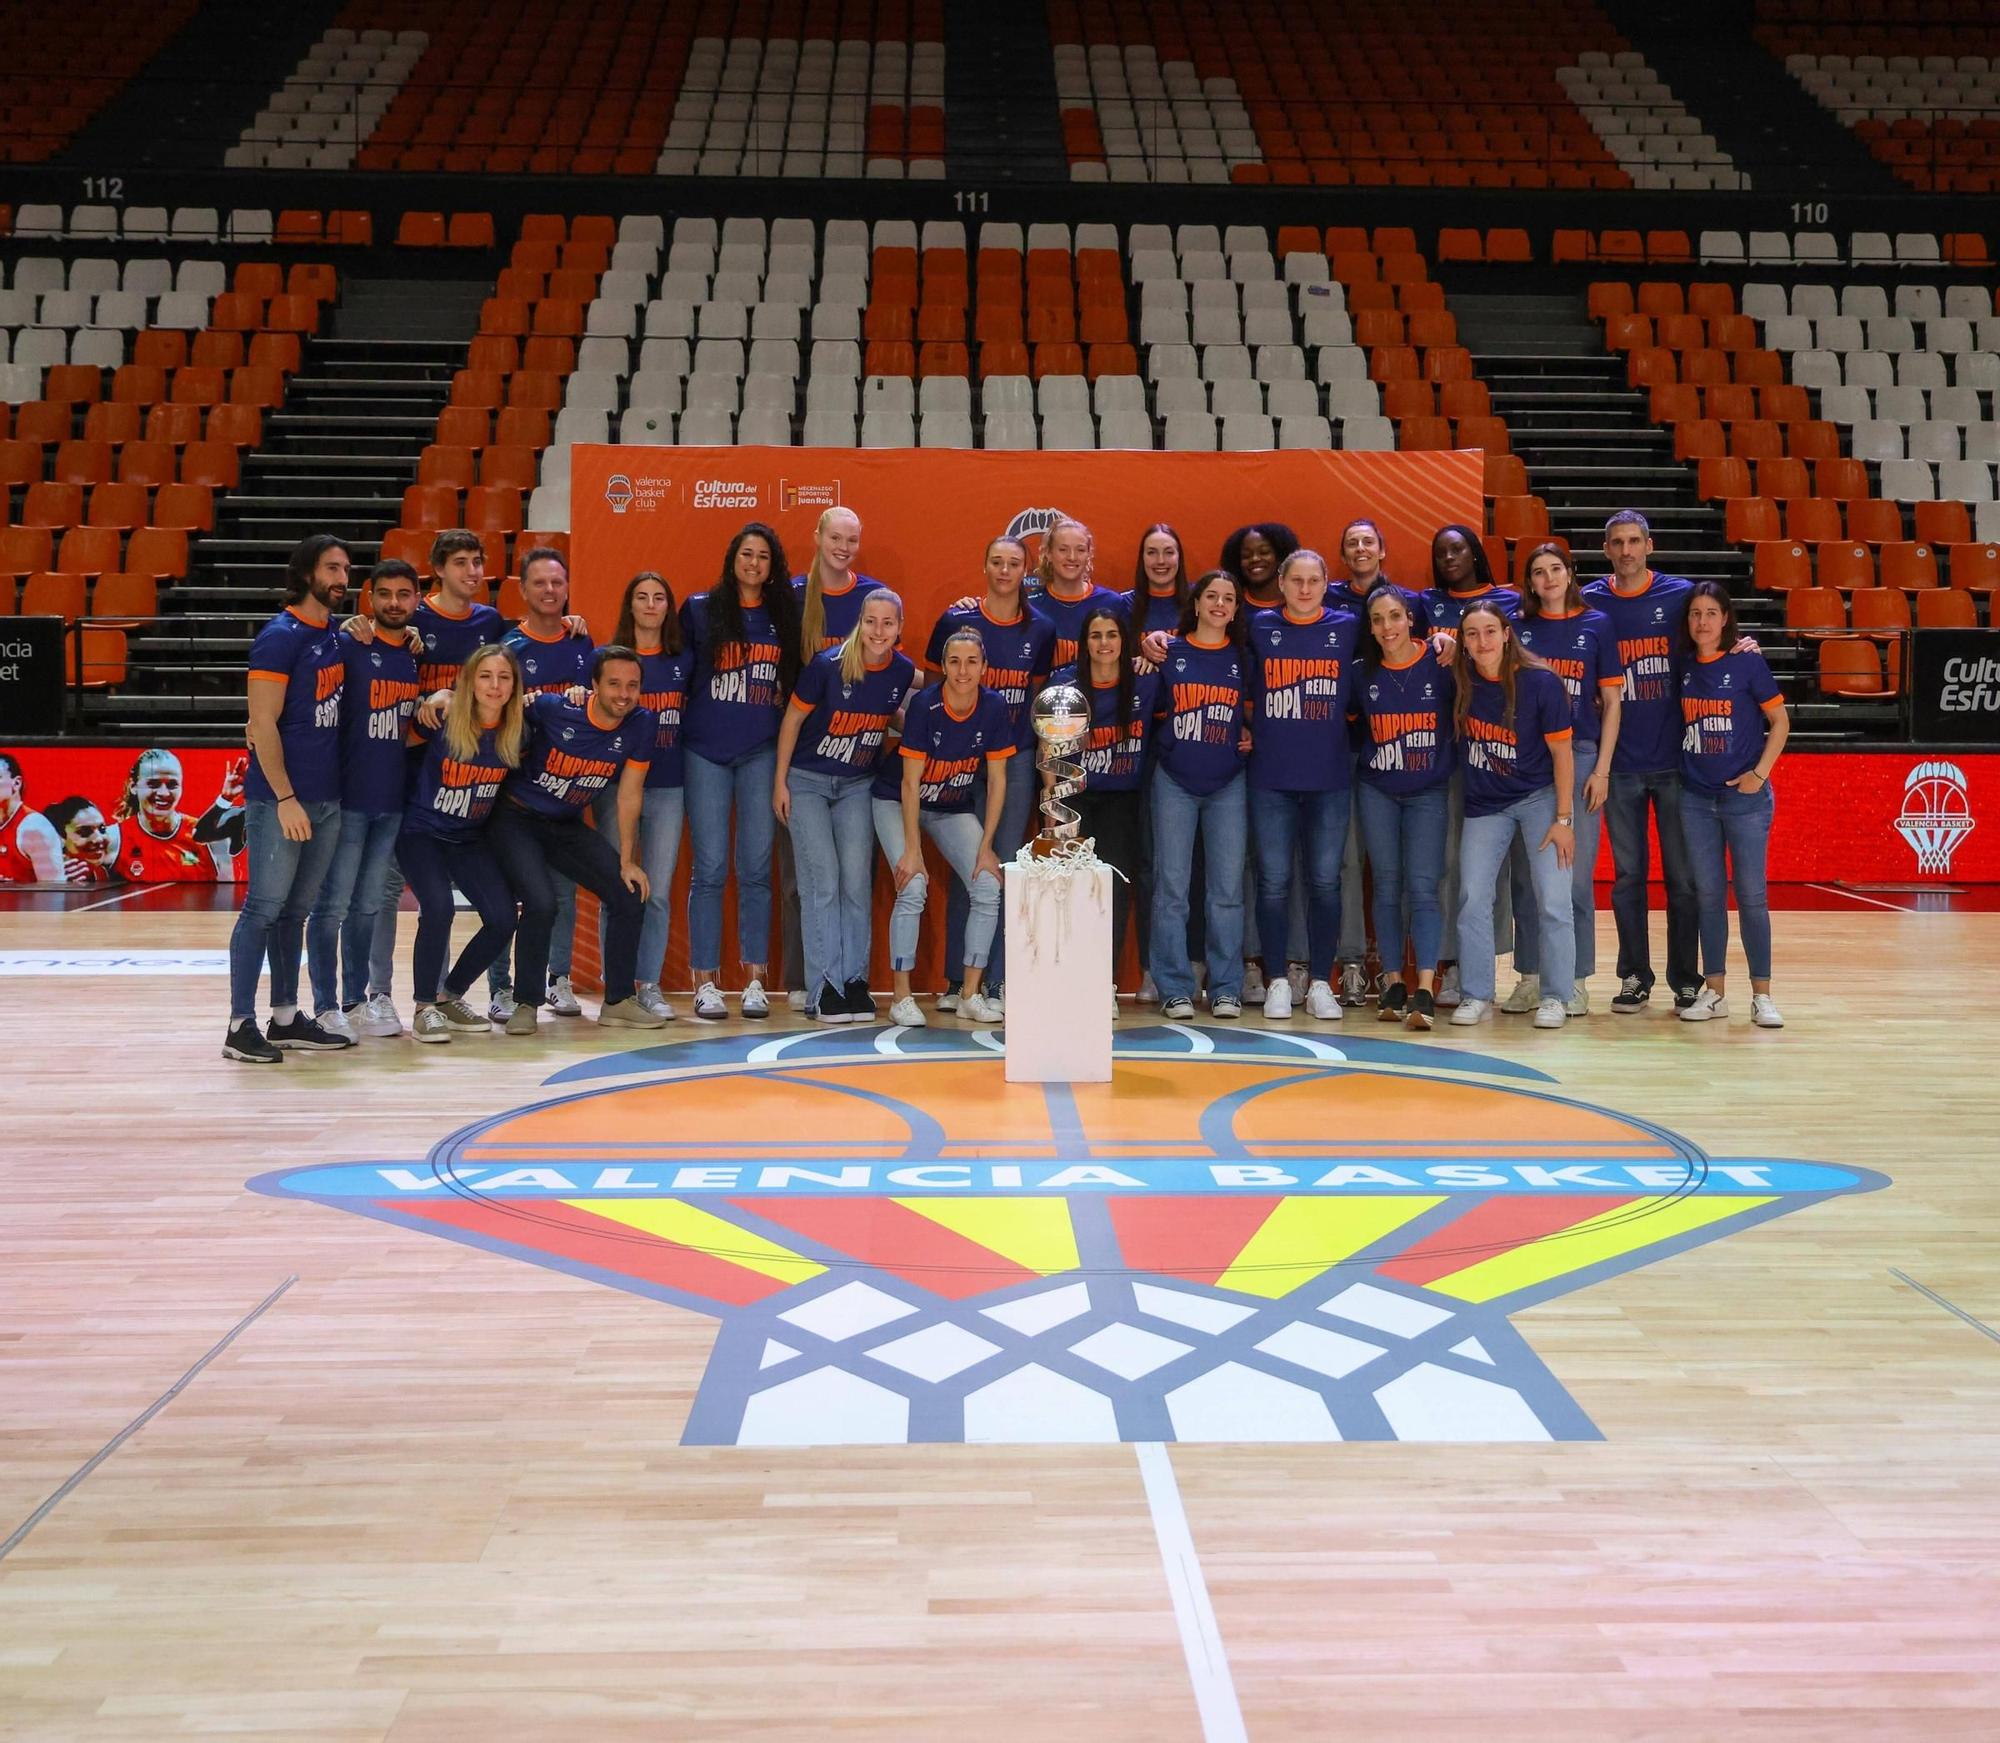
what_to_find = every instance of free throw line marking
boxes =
[1136,1440,1248,1743]
[0,1275,298,1561]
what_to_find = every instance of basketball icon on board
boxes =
[253,1027,1888,1448]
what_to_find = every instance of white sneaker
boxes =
[316,1006,356,1044]
[1752,993,1784,1029]
[357,993,403,1037]
[1307,978,1340,1020]
[740,978,770,1019]
[1242,962,1266,1002]
[1137,972,1159,1004]
[1162,995,1196,1020]
[1263,978,1293,1019]
[1436,964,1462,1007]
[487,993,516,1022]
[961,991,1005,1024]
[1448,996,1491,1026]
[693,980,727,1021]
[1338,962,1368,1006]
[788,988,809,1012]
[1287,962,1310,1003]
[547,975,583,1017]
[636,982,676,1020]
[1565,980,1590,1017]
[1499,973,1541,1014]
[411,1005,451,1045]
[889,995,926,1027]
[1680,987,1728,1023]
[1532,997,1567,1030]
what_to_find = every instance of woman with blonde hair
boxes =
[1033,515,1123,668]
[399,645,528,1044]
[793,505,883,653]
[775,589,916,1022]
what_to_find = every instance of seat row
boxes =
[1757,539,2000,591]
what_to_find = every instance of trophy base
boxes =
[1028,831,1078,859]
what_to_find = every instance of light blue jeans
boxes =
[1680,780,1775,980]
[1356,781,1449,969]
[367,855,403,999]
[229,798,342,1021]
[789,767,876,993]
[1441,767,1513,959]
[1457,787,1573,1006]
[685,743,777,970]
[306,808,401,1014]
[1511,739,1602,981]
[1148,766,1246,1004]
[873,798,997,972]
[598,783,685,987]
[945,752,1033,986]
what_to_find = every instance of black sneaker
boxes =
[843,977,877,1023]
[267,1011,356,1052]
[1610,976,1652,1014]
[1672,985,1701,1011]
[223,1019,283,1063]
[811,979,850,1025]
[1405,988,1436,1032]
[1377,980,1408,1022]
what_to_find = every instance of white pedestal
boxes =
[1002,861,1113,1083]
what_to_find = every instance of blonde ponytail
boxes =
[799,505,862,655]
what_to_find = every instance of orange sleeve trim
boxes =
[899,745,927,760]
[788,693,815,714]
[248,670,290,684]
[986,744,1017,762]
[1545,726,1574,741]
[1596,675,1623,688]
[1759,696,1785,713]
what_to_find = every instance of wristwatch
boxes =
[1554,814,1573,826]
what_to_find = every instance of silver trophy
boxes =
[1029,683,1090,856]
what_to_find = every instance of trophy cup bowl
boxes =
[1030,683,1091,857]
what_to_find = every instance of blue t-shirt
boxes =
[925,602,1057,751]
[1050,663,1160,793]
[1581,572,1694,775]
[1679,650,1783,796]
[792,571,885,651]
[1425,583,1521,638]
[1458,665,1573,816]
[787,646,916,779]
[1155,636,1249,797]
[1247,606,1360,792]
[411,595,505,694]
[1356,646,1454,795]
[503,624,595,697]
[504,692,653,819]
[1338,577,1431,637]
[632,642,693,790]
[402,718,511,842]
[245,606,345,805]
[875,682,1015,811]
[335,626,420,816]
[681,595,785,765]
[1031,582,1127,669]
[1122,585,1182,638]
[1513,608,1623,744]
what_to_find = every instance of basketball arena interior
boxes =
[2,1,1998,1738]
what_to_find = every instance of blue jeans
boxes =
[945,752,1033,986]
[306,808,401,1013]
[1339,762,1367,962]
[1356,781,1449,969]
[1457,788,1573,1005]
[1680,781,1775,980]
[1441,767,1512,959]
[789,768,876,992]
[1512,739,1603,981]
[599,783,684,986]
[1250,784,1350,982]
[397,825,518,1004]
[228,798,342,1021]
[684,745,776,971]
[873,798,998,972]
[1605,767,1700,996]
[1148,767,1246,1003]
[367,855,403,999]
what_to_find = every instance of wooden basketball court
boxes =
[4,887,1997,1741]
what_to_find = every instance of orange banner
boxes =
[567,445,1483,635]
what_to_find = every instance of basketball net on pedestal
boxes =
[1004,686,1113,1084]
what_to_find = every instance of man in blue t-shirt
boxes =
[484,646,664,1033]
[304,558,421,1041]
[1581,509,1701,1012]
[225,534,354,1063]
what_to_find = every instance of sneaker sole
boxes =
[222,1044,282,1063]
[271,1037,354,1052]
[412,1031,451,1046]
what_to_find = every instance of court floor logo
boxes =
[252,1028,1887,1448]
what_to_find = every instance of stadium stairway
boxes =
[1598,0,1901,196]
[943,0,1069,183]
[63,0,345,173]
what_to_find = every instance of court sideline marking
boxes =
[0,1275,297,1561]
[1135,1441,1248,1742]
[1891,1267,2000,1346]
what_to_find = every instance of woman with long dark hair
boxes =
[1447,601,1575,1031]
[680,521,802,1021]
